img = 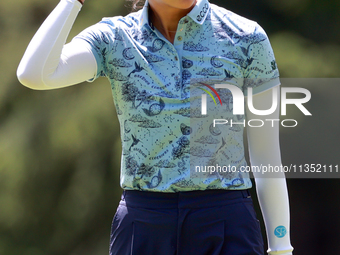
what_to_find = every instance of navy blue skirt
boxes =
[110,189,264,255]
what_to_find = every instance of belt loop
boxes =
[122,190,126,200]
[246,189,251,198]
[242,189,251,198]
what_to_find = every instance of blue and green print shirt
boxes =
[75,0,280,192]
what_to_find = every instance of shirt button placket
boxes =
[174,18,187,96]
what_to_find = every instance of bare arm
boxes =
[17,0,96,90]
[246,86,294,255]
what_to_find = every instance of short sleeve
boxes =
[242,24,280,96]
[73,20,114,81]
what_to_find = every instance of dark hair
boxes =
[126,0,146,11]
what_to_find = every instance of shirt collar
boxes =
[139,0,151,29]
[187,0,210,25]
[139,0,210,28]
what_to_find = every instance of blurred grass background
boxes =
[0,0,340,254]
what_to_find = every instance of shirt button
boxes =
[175,56,178,61]
[175,75,180,81]
[177,36,183,41]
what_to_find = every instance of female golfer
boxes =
[17,0,293,254]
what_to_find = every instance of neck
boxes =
[148,1,196,43]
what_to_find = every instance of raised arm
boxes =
[246,86,294,255]
[17,0,96,90]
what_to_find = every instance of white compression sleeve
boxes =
[246,86,294,255]
[17,0,97,90]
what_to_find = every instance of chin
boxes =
[177,0,197,9]
[156,0,197,10]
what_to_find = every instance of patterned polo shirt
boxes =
[74,0,280,192]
